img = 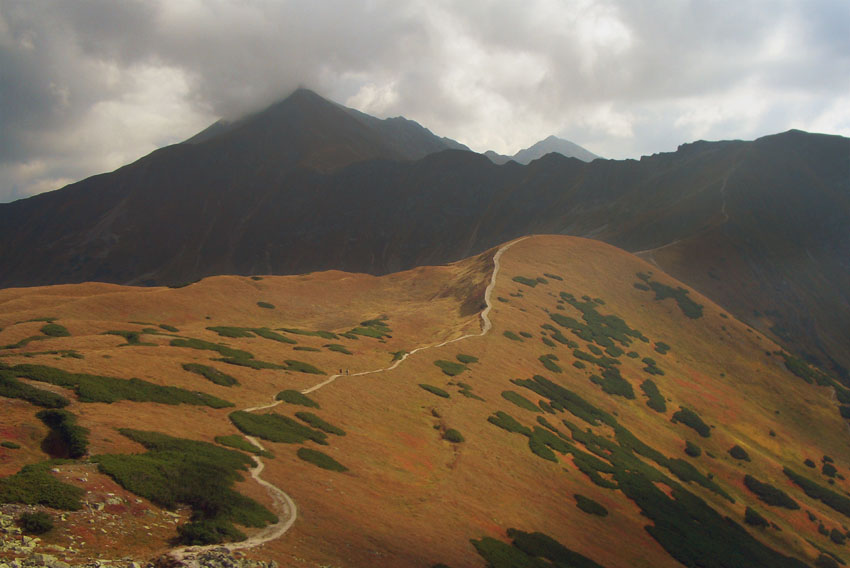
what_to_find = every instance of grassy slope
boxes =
[0,235,848,567]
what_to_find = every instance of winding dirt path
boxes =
[168,236,528,561]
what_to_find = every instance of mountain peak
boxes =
[485,135,599,164]
[180,88,469,172]
[283,86,330,105]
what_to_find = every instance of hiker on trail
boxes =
[339,368,342,374]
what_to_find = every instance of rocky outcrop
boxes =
[1,512,275,568]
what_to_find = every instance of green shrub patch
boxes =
[457,382,484,401]
[632,274,704,319]
[40,323,70,338]
[284,360,324,374]
[2,335,49,350]
[170,338,253,360]
[37,409,89,459]
[684,441,702,457]
[512,276,539,288]
[103,330,155,346]
[575,494,608,516]
[294,412,345,436]
[17,511,54,534]
[784,468,850,518]
[206,326,296,344]
[182,363,239,386]
[573,349,620,370]
[276,390,319,408]
[513,375,614,427]
[256,302,275,309]
[780,353,834,386]
[743,475,799,509]
[503,331,523,341]
[215,435,273,458]
[296,447,347,472]
[229,411,327,445]
[8,364,232,407]
[538,355,562,373]
[471,529,604,568]
[589,368,635,399]
[671,407,711,437]
[443,429,464,443]
[617,471,804,568]
[551,293,648,350]
[348,317,392,339]
[1,441,21,449]
[541,324,576,347]
[487,411,532,436]
[502,390,541,413]
[0,461,84,510]
[218,357,285,370]
[325,344,352,354]
[0,371,70,408]
[419,384,450,398]
[253,328,296,343]
[456,354,479,364]
[434,360,467,376]
[95,429,276,545]
[744,507,769,528]
[486,374,808,567]
[640,380,666,413]
[642,357,665,376]
[728,445,751,461]
[815,554,842,568]
[207,327,255,338]
[279,328,338,340]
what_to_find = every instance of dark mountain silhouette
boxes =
[485,135,599,164]
[183,89,468,161]
[0,90,848,377]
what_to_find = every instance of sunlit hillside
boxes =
[2,235,849,568]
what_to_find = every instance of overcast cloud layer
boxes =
[1,0,849,202]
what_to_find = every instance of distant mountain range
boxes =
[485,135,599,164]
[0,88,848,378]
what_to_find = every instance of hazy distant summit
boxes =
[185,87,469,164]
[485,135,599,164]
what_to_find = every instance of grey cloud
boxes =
[1,0,849,202]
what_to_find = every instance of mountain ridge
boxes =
[0,91,847,379]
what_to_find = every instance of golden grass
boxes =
[0,235,848,567]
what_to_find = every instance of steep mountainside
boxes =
[0,89,847,378]
[2,236,850,568]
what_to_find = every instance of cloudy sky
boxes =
[1,0,849,202]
